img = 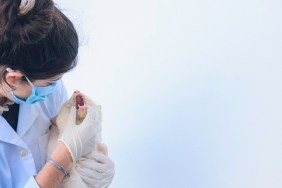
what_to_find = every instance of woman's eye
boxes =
[46,82,56,86]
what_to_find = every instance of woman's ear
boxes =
[5,69,24,86]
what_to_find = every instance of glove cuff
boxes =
[58,139,76,163]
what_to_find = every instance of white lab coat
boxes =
[0,80,68,188]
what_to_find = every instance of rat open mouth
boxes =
[75,93,87,125]
[76,95,84,110]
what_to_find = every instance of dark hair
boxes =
[0,0,78,81]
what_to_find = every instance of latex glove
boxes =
[59,168,88,188]
[76,144,115,188]
[58,105,100,161]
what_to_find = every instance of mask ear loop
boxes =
[23,75,34,87]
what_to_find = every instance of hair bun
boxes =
[0,0,54,47]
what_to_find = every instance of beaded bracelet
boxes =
[48,159,70,177]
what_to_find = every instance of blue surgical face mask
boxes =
[7,69,58,104]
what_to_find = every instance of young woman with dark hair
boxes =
[0,0,114,187]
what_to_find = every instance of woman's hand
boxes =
[59,105,101,162]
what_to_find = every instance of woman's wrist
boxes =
[35,141,73,187]
[50,141,73,170]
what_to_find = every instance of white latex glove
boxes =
[58,105,100,161]
[59,168,88,188]
[76,144,115,188]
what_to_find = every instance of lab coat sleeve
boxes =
[24,176,40,188]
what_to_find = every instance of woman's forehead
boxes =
[33,74,63,84]
[46,74,64,81]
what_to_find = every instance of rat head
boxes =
[52,90,100,134]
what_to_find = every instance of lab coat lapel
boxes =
[17,103,42,138]
[0,116,23,146]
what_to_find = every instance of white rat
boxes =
[47,91,107,188]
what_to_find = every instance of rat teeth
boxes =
[75,95,84,110]
[78,104,86,109]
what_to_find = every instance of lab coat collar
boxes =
[17,103,42,138]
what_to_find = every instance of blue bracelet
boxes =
[48,159,70,177]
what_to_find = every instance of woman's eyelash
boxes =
[46,82,56,86]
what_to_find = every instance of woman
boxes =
[0,0,114,187]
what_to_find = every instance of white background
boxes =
[57,0,282,187]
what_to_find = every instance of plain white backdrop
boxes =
[56,0,282,187]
